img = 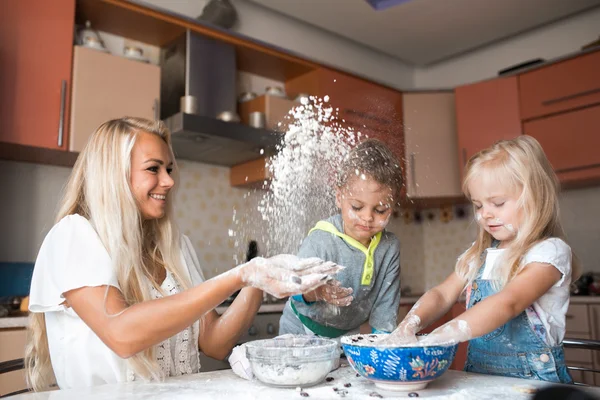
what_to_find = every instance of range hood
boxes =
[160,30,280,166]
[164,112,280,166]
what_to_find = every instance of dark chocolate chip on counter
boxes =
[343,383,351,387]
[326,377,334,382]
[369,392,383,398]
[300,391,309,397]
[408,392,419,397]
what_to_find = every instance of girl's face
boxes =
[468,174,522,247]
[130,132,175,220]
[336,176,393,247]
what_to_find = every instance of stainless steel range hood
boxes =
[164,112,280,166]
[160,30,279,166]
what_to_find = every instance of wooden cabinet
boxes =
[564,302,600,385]
[0,0,75,150]
[523,105,600,186]
[519,51,600,121]
[285,68,404,159]
[0,329,28,397]
[454,76,522,176]
[69,46,161,152]
[238,95,298,132]
[402,92,462,199]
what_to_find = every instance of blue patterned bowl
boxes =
[340,334,458,391]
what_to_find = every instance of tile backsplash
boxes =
[3,160,600,290]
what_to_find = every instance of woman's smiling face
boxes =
[130,132,175,220]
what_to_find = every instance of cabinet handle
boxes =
[541,87,600,106]
[153,98,160,120]
[409,152,417,194]
[462,148,467,166]
[57,80,67,147]
[565,314,574,320]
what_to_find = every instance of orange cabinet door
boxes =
[523,105,600,186]
[0,0,75,150]
[519,50,600,121]
[455,76,522,176]
[286,69,404,159]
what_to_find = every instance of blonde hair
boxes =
[25,117,192,391]
[337,138,403,207]
[455,135,581,289]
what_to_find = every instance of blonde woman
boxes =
[26,117,341,391]
[386,135,580,383]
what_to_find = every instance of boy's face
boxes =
[335,175,393,247]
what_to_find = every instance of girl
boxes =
[279,139,402,337]
[26,117,341,391]
[387,135,580,383]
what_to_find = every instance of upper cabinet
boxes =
[519,50,600,186]
[285,68,404,159]
[0,0,75,150]
[402,92,462,199]
[69,46,160,152]
[519,51,600,121]
[454,76,522,176]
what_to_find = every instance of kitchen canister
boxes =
[248,111,266,128]
[180,95,198,114]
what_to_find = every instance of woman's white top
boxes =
[481,238,572,346]
[29,214,206,389]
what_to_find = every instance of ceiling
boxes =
[246,0,600,65]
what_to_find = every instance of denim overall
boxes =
[464,248,572,383]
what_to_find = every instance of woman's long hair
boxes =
[25,117,192,391]
[455,135,581,289]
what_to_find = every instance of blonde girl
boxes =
[387,135,580,383]
[26,117,340,391]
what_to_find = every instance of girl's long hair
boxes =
[25,117,192,391]
[455,135,581,289]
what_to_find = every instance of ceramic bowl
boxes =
[246,335,338,387]
[340,334,458,391]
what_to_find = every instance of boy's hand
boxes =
[303,280,353,306]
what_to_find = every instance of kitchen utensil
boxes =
[216,111,240,123]
[180,96,199,114]
[248,111,266,128]
[238,92,257,103]
[123,46,148,63]
[265,86,286,98]
[341,333,458,391]
[246,336,338,387]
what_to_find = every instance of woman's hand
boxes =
[302,280,353,306]
[237,254,344,298]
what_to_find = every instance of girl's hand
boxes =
[303,280,353,306]
[377,314,421,345]
[238,255,344,298]
[419,319,472,346]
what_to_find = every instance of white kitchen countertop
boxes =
[10,362,600,399]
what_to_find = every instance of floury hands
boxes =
[237,254,344,298]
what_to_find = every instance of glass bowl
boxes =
[245,335,338,387]
[341,333,458,391]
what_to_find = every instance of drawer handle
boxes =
[541,87,600,106]
[566,314,574,320]
[409,152,417,194]
[57,80,67,147]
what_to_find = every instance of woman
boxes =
[26,117,340,391]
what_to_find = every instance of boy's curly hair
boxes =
[336,138,403,207]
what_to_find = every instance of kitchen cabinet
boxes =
[0,0,75,150]
[230,157,271,187]
[285,68,404,160]
[564,301,600,385]
[238,95,298,132]
[69,46,161,152]
[0,328,28,397]
[523,105,600,186]
[519,50,600,121]
[454,76,522,177]
[402,92,462,199]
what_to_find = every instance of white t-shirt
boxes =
[29,214,206,389]
[481,238,572,346]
